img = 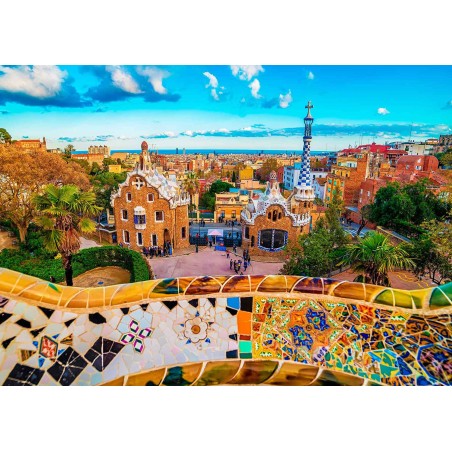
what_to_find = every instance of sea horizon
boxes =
[72,148,337,156]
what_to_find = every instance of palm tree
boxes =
[33,184,102,286]
[183,172,200,214]
[339,231,415,286]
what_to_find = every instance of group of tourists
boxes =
[226,246,251,275]
[141,241,172,259]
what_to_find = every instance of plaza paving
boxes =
[149,247,283,279]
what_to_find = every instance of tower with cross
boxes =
[293,101,316,203]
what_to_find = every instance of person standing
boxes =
[230,259,233,270]
[226,250,230,259]
[244,260,248,272]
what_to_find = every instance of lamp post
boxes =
[231,219,234,249]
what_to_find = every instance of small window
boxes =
[152,234,158,246]
[134,214,146,225]
[231,210,236,219]
[137,232,143,246]
[126,193,132,202]
[245,226,250,239]
[182,227,186,239]
[121,209,128,220]
[272,210,277,221]
[268,212,271,219]
[155,211,164,222]
[147,193,154,202]
[123,230,130,243]
[278,212,282,219]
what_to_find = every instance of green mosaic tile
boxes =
[374,289,394,306]
[239,341,252,354]
[430,287,452,308]
[393,290,414,309]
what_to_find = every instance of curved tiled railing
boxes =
[0,267,451,386]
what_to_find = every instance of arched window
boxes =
[278,212,282,219]
[272,210,277,221]
[245,226,250,239]
[258,229,288,251]
[267,212,271,219]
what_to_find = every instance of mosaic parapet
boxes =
[1,269,451,311]
[0,268,451,386]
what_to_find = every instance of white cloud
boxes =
[0,65,67,98]
[203,71,221,100]
[230,65,264,81]
[279,90,293,108]
[249,79,262,99]
[307,71,315,80]
[183,130,194,136]
[377,107,390,115]
[210,89,219,101]
[106,66,142,94]
[203,71,218,89]
[138,67,170,94]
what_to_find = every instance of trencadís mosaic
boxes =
[0,268,451,386]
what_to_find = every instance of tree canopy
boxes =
[368,180,451,231]
[199,180,234,211]
[0,128,11,144]
[339,232,415,286]
[281,193,349,277]
[257,158,279,181]
[407,219,452,284]
[0,144,91,242]
[33,184,102,286]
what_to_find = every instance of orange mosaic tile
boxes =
[222,275,250,293]
[237,310,252,335]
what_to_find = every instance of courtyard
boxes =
[149,246,283,279]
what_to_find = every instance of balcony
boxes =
[0,269,450,386]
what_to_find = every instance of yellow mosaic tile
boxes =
[258,275,287,293]
[126,368,166,386]
[227,360,279,385]
[265,362,320,386]
[311,369,365,386]
[195,360,242,385]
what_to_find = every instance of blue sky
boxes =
[1,65,451,151]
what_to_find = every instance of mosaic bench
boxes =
[0,268,451,386]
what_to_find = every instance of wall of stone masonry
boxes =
[113,182,189,251]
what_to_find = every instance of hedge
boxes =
[0,245,150,283]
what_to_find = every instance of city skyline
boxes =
[1,65,452,151]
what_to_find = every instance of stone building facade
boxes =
[241,171,311,257]
[15,137,47,152]
[111,141,190,251]
[88,145,110,156]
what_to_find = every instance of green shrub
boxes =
[0,245,149,283]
